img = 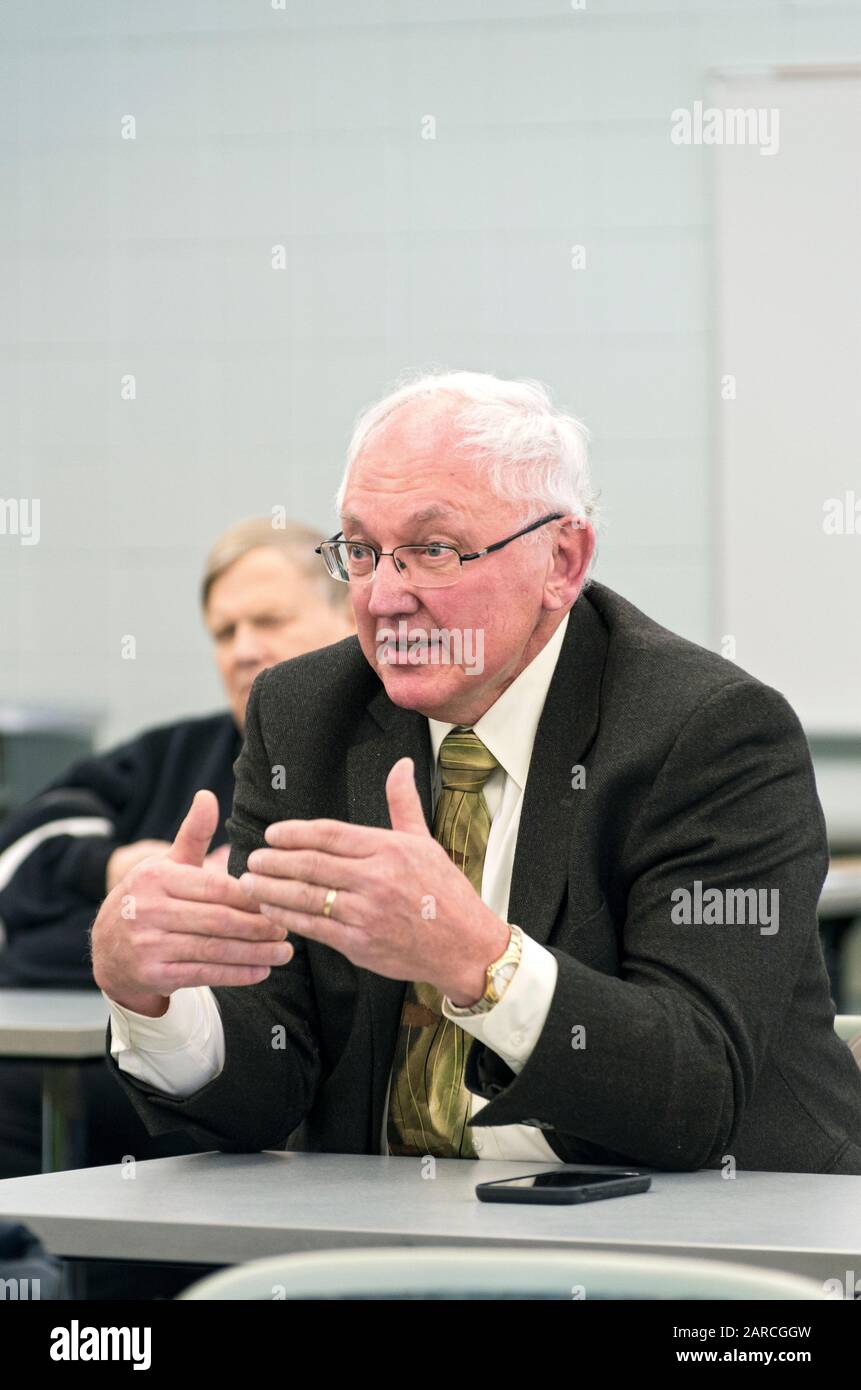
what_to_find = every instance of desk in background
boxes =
[0,988,109,1172]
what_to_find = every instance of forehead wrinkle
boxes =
[341,503,463,531]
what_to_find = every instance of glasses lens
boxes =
[395,545,461,587]
[320,543,348,581]
[340,541,376,581]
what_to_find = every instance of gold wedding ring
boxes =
[322,887,338,919]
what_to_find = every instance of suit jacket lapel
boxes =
[345,688,435,831]
[506,592,608,944]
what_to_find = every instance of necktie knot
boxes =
[438,729,499,793]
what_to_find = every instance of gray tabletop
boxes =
[0,1151,858,1282]
[0,989,109,1058]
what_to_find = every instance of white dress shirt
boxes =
[105,612,570,1162]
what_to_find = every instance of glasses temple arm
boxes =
[460,512,565,562]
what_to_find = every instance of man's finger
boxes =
[264,817,379,855]
[254,904,360,951]
[162,860,264,912]
[147,901,288,941]
[155,963,278,991]
[244,847,367,890]
[240,875,362,921]
[167,789,219,868]
[385,757,429,836]
[158,932,294,968]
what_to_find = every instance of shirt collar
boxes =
[427,611,570,792]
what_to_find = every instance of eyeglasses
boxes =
[315,513,566,589]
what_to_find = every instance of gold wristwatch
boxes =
[447,923,523,1016]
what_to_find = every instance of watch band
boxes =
[447,923,523,1016]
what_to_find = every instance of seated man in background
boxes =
[0,516,354,1180]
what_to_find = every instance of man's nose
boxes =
[365,554,421,617]
[231,623,266,663]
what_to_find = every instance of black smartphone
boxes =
[476,1164,651,1205]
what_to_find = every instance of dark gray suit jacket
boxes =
[107,581,861,1173]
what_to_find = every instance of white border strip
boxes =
[0,817,114,892]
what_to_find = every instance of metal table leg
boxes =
[41,1061,86,1173]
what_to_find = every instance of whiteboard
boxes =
[713,66,861,734]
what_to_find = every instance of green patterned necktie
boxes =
[386,729,500,1159]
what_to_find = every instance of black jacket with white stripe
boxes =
[0,712,239,988]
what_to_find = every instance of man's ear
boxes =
[544,516,595,610]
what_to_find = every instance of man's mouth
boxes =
[373,622,485,677]
[376,630,438,665]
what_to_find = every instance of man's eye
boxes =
[347,543,372,560]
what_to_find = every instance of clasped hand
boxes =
[239,756,509,1006]
[91,758,509,1016]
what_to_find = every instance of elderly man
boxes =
[93,372,861,1174]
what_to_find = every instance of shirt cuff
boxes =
[103,987,210,1054]
[104,986,226,1098]
[441,929,558,1075]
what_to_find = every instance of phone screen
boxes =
[492,1170,638,1189]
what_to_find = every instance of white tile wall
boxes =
[2,0,859,749]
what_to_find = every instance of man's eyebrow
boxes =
[341,504,460,531]
[208,607,291,627]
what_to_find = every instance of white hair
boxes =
[335,369,600,580]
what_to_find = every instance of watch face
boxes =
[491,962,517,992]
